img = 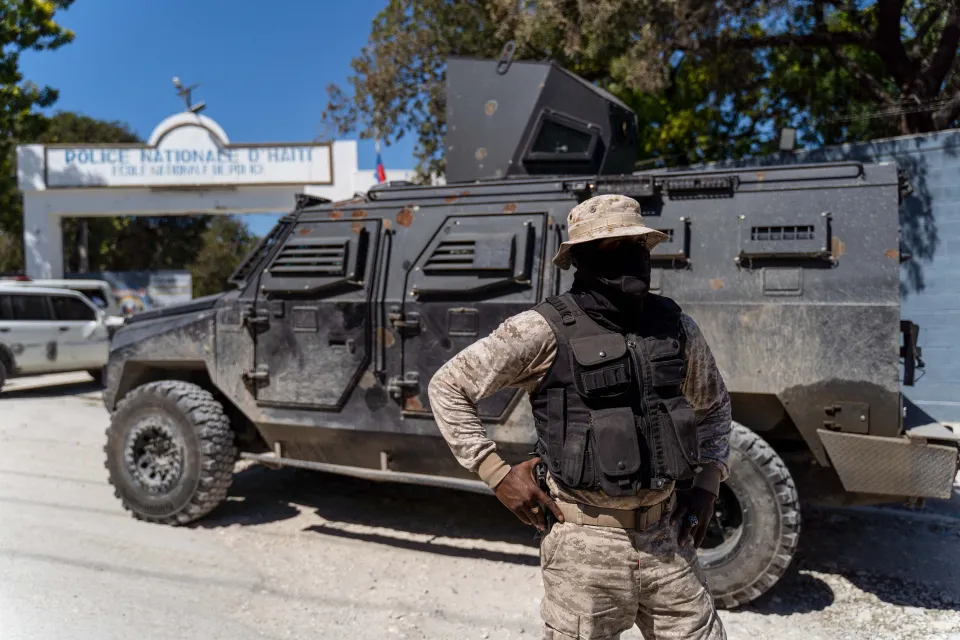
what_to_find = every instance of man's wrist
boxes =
[692,464,722,497]
[477,451,512,489]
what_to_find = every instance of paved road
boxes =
[1,373,959,639]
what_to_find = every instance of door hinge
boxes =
[242,364,269,383]
[387,371,420,400]
[240,304,269,331]
[387,311,421,336]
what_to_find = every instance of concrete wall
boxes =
[712,131,960,425]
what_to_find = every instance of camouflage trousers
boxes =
[538,504,726,640]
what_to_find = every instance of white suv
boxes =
[0,285,111,391]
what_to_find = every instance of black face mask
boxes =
[572,242,652,299]
[569,241,652,332]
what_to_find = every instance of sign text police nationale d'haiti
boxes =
[46,144,332,188]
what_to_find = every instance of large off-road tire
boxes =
[698,422,800,609]
[0,359,7,393]
[105,380,236,525]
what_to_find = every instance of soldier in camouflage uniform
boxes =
[428,194,731,639]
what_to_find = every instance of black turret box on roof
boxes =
[444,56,640,183]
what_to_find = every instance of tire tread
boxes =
[715,423,801,609]
[105,380,236,526]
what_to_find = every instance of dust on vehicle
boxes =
[101,51,959,608]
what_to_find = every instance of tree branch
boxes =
[875,0,916,88]
[933,89,960,127]
[921,1,960,95]
[678,31,871,53]
[910,3,945,58]
[830,46,899,105]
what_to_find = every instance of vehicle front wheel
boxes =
[697,422,801,608]
[104,380,236,525]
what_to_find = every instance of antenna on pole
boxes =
[172,76,206,114]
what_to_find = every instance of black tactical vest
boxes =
[530,293,700,497]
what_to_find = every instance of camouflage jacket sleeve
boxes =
[681,313,733,496]
[427,310,557,488]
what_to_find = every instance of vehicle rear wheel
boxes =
[87,368,104,386]
[697,422,800,608]
[104,380,236,525]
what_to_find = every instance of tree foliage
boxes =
[0,0,75,270]
[323,0,960,176]
[187,215,258,298]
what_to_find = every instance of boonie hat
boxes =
[552,194,668,270]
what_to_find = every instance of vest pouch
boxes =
[644,336,686,388]
[590,407,643,496]
[569,334,631,398]
[657,397,700,480]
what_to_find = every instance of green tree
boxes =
[0,0,76,271]
[187,215,257,298]
[323,0,960,175]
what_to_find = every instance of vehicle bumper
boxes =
[818,428,959,500]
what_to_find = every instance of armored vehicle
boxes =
[103,52,959,608]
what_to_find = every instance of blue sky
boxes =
[20,0,416,236]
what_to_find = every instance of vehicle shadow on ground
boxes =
[744,504,960,615]
[202,465,960,613]
[0,379,102,399]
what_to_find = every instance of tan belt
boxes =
[556,493,676,532]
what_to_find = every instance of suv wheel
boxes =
[697,423,801,608]
[105,380,236,525]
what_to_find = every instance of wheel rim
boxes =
[697,483,745,564]
[124,418,185,495]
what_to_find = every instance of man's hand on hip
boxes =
[670,486,716,549]
[493,458,564,532]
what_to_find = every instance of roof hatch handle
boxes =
[496,41,517,75]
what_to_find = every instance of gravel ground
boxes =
[0,373,958,639]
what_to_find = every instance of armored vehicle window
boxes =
[51,295,96,322]
[9,294,52,321]
[525,110,598,163]
[531,119,593,156]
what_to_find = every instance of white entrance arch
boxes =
[16,111,412,278]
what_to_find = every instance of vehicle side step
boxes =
[818,429,958,500]
[238,451,494,496]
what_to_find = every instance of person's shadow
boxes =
[201,465,960,615]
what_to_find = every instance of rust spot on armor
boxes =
[709,278,724,290]
[404,395,424,412]
[444,194,459,203]
[352,222,364,234]
[475,147,488,161]
[484,100,498,116]
[503,203,518,214]
[352,210,368,218]
[831,236,845,257]
[383,219,392,230]
[396,208,414,227]
[298,228,312,235]
[330,210,343,219]
[376,327,395,348]
[756,172,765,182]
[885,249,899,259]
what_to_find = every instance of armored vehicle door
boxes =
[396,212,548,418]
[252,217,381,409]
